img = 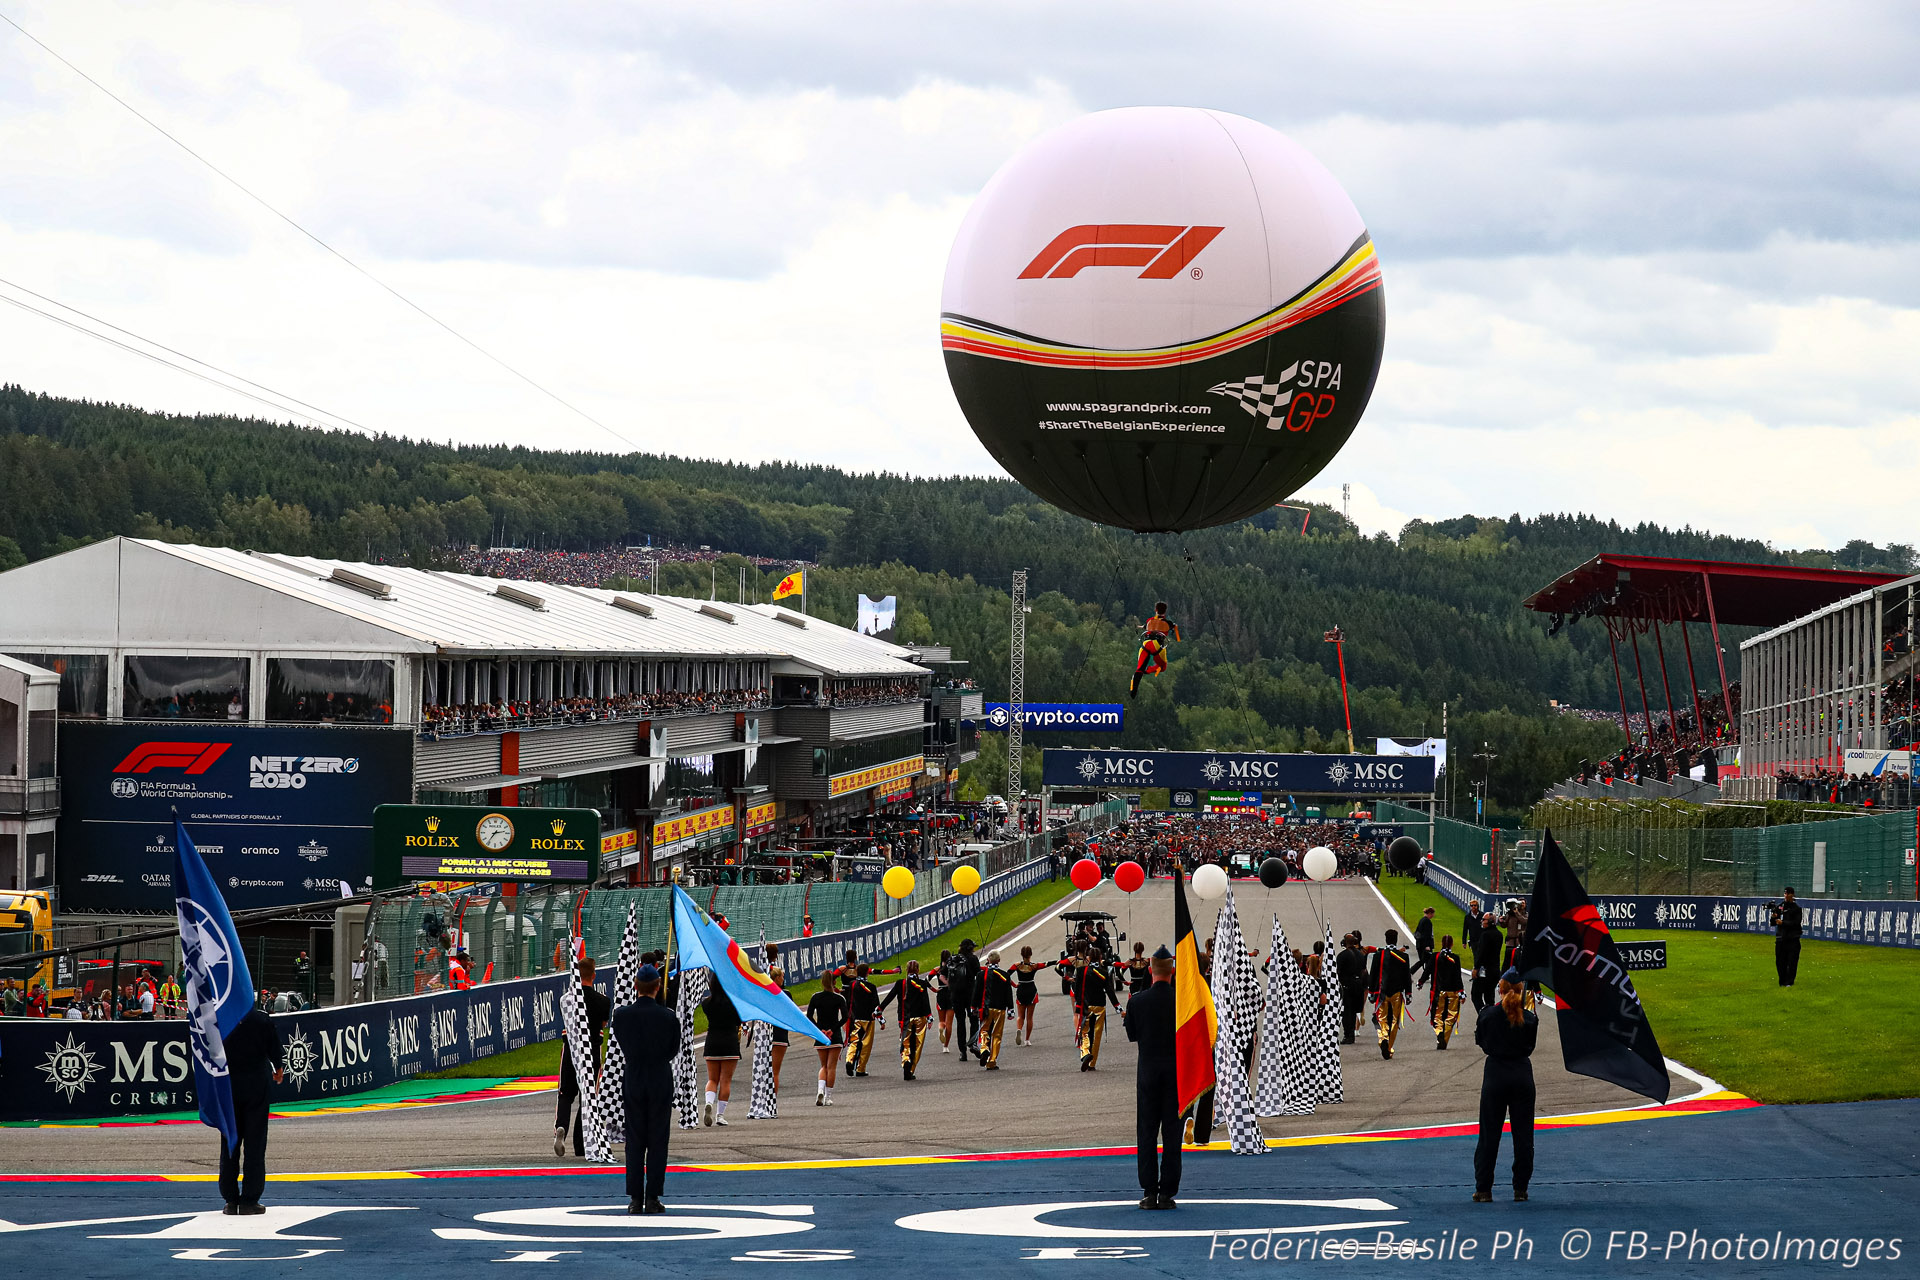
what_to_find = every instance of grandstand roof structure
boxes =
[1523,554,1906,628]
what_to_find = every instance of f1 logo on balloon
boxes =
[1018,224,1224,280]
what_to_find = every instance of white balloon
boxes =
[1302,846,1338,882]
[1192,863,1229,900]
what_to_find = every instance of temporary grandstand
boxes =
[1525,554,1908,803]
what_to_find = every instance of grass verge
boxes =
[1373,875,1920,1104]
[423,875,1083,1080]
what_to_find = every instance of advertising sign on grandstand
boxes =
[979,703,1125,732]
[1042,748,1436,795]
[1844,749,1912,778]
[373,805,602,886]
[1377,736,1448,776]
[57,722,413,913]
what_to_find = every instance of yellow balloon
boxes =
[882,865,916,900]
[950,865,982,896]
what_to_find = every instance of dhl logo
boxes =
[829,756,924,797]
[652,804,733,847]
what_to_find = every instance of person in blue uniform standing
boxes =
[1122,945,1180,1211]
[1471,968,1538,1203]
[218,1004,283,1214]
[613,962,681,1215]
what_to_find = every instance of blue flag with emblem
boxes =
[670,886,827,1045]
[173,815,256,1149]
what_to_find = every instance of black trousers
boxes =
[951,996,978,1056]
[1470,974,1496,1011]
[557,1052,586,1155]
[218,1094,271,1205]
[1136,1072,1181,1196]
[1340,985,1365,1041]
[1776,936,1800,986]
[1473,1059,1535,1194]
[1413,945,1434,985]
[624,1092,672,1201]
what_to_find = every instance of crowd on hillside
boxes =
[420,687,770,736]
[454,546,807,587]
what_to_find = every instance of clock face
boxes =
[475,813,515,852]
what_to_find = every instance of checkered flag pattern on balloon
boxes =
[590,904,641,1152]
[671,965,708,1130]
[1207,362,1300,424]
[1210,891,1266,1156]
[747,928,778,1119]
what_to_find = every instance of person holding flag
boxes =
[1471,968,1538,1202]
[172,813,276,1215]
[1126,871,1218,1210]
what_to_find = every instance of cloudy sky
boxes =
[2,1,1916,547]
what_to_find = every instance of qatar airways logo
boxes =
[1019,224,1224,280]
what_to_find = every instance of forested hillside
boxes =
[3,385,1911,813]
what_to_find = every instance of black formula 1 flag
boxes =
[1520,831,1670,1103]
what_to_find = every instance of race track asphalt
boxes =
[4,877,1646,1176]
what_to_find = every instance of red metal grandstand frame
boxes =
[1525,555,1905,748]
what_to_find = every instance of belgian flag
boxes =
[771,570,804,604]
[1172,870,1218,1112]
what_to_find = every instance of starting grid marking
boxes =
[1,1098,1914,1278]
[0,1092,1757,1182]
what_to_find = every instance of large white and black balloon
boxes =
[942,107,1386,533]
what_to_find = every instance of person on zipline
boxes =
[1130,602,1182,698]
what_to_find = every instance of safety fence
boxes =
[352,799,1124,1002]
[1378,802,1920,902]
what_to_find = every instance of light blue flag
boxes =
[670,886,827,1045]
[173,815,256,1150]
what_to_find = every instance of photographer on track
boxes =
[1768,886,1802,987]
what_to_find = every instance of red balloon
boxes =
[1070,858,1102,891]
[1113,860,1146,894]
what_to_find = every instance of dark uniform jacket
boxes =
[1414,916,1435,951]
[1432,950,1465,994]
[1369,946,1413,998]
[1334,946,1368,994]
[611,995,682,1100]
[1474,1003,1539,1060]
[1472,925,1505,979]
[1077,962,1120,1010]
[1775,900,1803,938]
[981,967,1014,1011]
[222,1008,284,1104]
[848,978,882,1021]
[878,974,933,1021]
[946,951,982,1002]
[1122,980,1177,1080]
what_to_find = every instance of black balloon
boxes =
[1387,836,1423,871]
[1258,856,1290,888]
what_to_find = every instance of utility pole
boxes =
[1342,482,1351,523]
[1008,569,1028,808]
[1472,740,1498,826]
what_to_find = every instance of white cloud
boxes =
[0,0,1916,550]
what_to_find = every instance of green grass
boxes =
[1372,875,1920,1105]
[421,875,1083,1081]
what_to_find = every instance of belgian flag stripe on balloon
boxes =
[1172,870,1218,1113]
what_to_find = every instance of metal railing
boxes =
[0,776,59,814]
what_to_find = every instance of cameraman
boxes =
[1769,887,1802,987]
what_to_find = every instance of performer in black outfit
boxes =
[877,961,936,1080]
[1771,886,1802,986]
[1077,946,1122,1071]
[1123,946,1180,1211]
[555,957,612,1157]
[613,962,681,1215]
[1335,933,1367,1045]
[978,952,1014,1067]
[1126,942,1153,997]
[947,940,982,1061]
[1412,908,1436,987]
[1429,935,1465,1049]
[1012,946,1041,1047]
[805,972,848,1105]
[218,1004,284,1214]
[846,965,884,1077]
[1469,914,1503,1012]
[1471,969,1538,1203]
[700,985,741,1127]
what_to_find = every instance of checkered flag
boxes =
[589,905,640,1152]
[560,927,611,1163]
[1255,917,1316,1117]
[1208,362,1299,425]
[747,929,778,1119]
[1312,921,1345,1103]
[1211,890,1266,1156]
[671,964,708,1130]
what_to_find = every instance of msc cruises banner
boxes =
[0,969,584,1122]
[56,722,414,914]
[1041,748,1437,795]
[1421,861,1920,952]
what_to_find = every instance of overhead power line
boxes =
[0,9,641,453]
[0,275,374,433]
[0,281,365,433]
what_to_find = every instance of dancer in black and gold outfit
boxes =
[977,952,1014,1068]
[1076,947,1123,1071]
[878,960,936,1080]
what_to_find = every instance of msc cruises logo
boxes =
[40,1033,102,1101]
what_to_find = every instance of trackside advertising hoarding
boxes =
[978,703,1125,732]
[56,722,414,913]
[1042,748,1436,795]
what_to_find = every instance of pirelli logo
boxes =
[829,755,925,798]
[1018,224,1223,280]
